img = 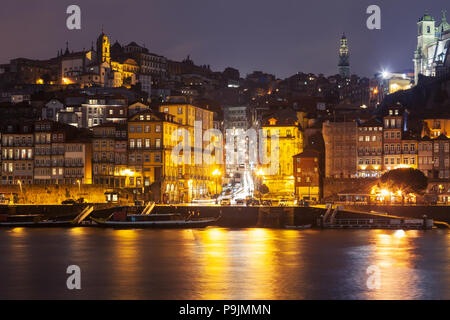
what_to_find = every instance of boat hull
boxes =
[91,217,219,229]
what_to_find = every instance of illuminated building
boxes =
[261,109,303,196]
[1,123,34,185]
[422,118,450,138]
[432,134,450,179]
[323,120,357,178]
[382,105,405,171]
[127,110,186,202]
[92,123,128,187]
[338,33,350,78]
[357,118,383,178]
[1,120,92,185]
[63,138,92,185]
[293,149,321,201]
[158,99,217,202]
[81,95,128,128]
[401,134,418,169]
[413,11,450,84]
[418,136,433,177]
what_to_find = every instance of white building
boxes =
[413,11,450,84]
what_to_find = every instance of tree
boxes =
[260,184,269,195]
[380,168,428,195]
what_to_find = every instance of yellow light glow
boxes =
[120,169,134,176]
[212,169,222,176]
[380,189,389,197]
[36,79,44,85]
[394,164,412,169]
[62,77,73,85]
[394,230,406,238]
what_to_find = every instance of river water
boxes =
[0,227,448,299]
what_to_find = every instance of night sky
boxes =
[0,0,448,78]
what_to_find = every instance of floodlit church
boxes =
[413,10,450,84]
[60,31,151,96]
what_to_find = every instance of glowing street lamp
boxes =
[212,169,222,198]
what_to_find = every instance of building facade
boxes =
[323,120,357,178]
[357,118,383,178]
[413,11,450,83]
[293,149,321,202]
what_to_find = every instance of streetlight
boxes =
[212,169,222,202]
[76,179,81,192]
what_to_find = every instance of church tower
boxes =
[414,12,437,83]
[338,33,350,78]
[96,30,111,64]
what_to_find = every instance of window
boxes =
[155,125,161,133]
[155,138,161,148]
[129,139,135,149]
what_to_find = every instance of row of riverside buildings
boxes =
[0,98,218,203]
[318,103,450,203]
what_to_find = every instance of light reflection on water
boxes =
[0,228,448,299]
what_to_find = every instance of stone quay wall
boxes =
[0,184,134,205]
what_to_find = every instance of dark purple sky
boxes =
[0,0,448,78]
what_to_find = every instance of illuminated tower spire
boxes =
[338,33,350,78]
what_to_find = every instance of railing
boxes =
[331,218,392,226]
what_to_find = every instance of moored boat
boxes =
[91,211,220,229]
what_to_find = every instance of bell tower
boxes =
[96,30,111,64]
[414,12,437,83]
[338,33,350,78]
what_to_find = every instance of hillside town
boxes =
[0,11,449,206]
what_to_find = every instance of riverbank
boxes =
[0,204,447,228]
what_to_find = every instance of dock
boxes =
[318,205,434,229]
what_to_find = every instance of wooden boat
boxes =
[91,211,221,229]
